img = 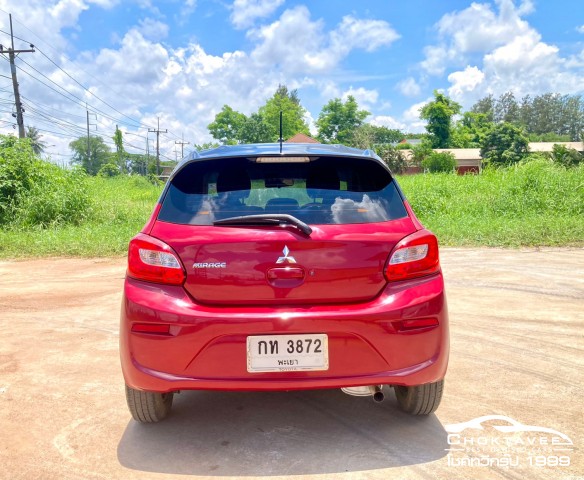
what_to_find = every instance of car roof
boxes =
[162,143,388,186]
[181,143,381,166]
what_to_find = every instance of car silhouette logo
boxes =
[276,245,296,264]
[445,415,573,446]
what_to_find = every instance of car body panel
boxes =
[150,217,417,305]
[121,273,448,392]
[120,142,449,397]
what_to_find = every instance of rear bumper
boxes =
[120,274,449,393]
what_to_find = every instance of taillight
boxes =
[385,229,440,281]
[127,233,186,285]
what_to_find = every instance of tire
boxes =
[394,379,444,415]
[125,384,174,423]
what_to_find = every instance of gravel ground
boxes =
[0,248,582,480]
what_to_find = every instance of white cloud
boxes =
[421,0,584,106]
[330,15,400,53]
[397,77,421,97]
[436,0,532,54]
[341,87,378,109]
[577,24,584,34]
[92,29,169,85]
[447,66,485,100]
[249,6,324,73]
[230,0,284,29]
[479,30,582,96]
[420,45,451,76]
[303,110,317,136]
[1,1,405,158]
[421,0,533,77]
[137,18,169,41]
[369,115,405,131]
[401,99,430,133]
[176,0,197,26]
[47,0,88,29]
[250,6,399,74]
[318,81,341,101]
[87,0,118,7]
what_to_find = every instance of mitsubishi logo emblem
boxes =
[276,245,297,264]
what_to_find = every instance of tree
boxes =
[316,96,370,144]
[259,85,310,141]
[410,141,433,167]
[25,126,47,155]
[112,127,126,172]
[374,145,407,174]
[350,124,403,149]
[194,142,220,152]
[422,152,457,173]
[450,112,492,148]
[419,91,461,148]
[70,136,111,175]
[471,94,495,122]
[208,105,247,145]
[126,153,155,175]
[239,113,273,144]
[98,163,121,177]
[494,92,520,124]
[480,123,529,166]
[548,144,583,168]
[472,92,584,141]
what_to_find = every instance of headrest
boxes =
[216,168,251,193]
[306,166,340,191]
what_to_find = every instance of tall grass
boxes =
[0,175,161,257]
[0,158,582,258]
[398,159,584,246]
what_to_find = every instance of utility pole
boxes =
[86,106,96,166]
[175,134,190,159]
[0,13,35,138]
[148,117,166,175]
[145,132,150,176]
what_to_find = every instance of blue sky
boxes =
[0,0,582,160]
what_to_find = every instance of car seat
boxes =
[216,167,262,217]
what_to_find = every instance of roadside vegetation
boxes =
[2,86,583,257]
[1,135,582,258]
[399,159,584,247]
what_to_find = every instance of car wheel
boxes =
[394,379,444,415]
[125,384,174,423]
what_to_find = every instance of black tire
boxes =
[125,384,174,423]
[394,379,444,415]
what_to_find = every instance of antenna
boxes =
[279,110,283,154]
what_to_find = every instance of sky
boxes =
[0,0,582,162]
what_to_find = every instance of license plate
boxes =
[247,334,329,373]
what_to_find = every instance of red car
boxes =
[120,143,449,422]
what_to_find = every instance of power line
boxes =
[0,13,35,138]
[0,14,160,130]
[0,14,185,144]
[0,11,185,150]
[35,46,145,129]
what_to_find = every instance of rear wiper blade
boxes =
[213,214,312,236]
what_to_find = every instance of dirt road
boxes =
[0,249,582,480]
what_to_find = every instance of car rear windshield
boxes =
[157,156,408,225]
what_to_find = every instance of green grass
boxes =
[0,159,582,258]
[398,159,584,246]
[0,175,162,258]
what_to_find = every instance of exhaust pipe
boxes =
[373,385,385,403]
[341,385,385,402]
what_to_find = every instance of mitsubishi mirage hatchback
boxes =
[120,143,449,423]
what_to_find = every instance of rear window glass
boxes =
[157,156,407,225]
